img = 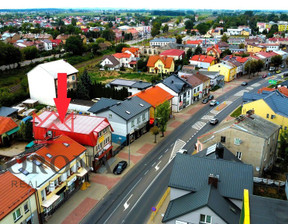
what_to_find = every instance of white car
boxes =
[210,100,218,106]
[178,149,188,154]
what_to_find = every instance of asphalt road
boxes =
[81,76,268,224]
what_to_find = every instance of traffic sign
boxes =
[268,80,277,84]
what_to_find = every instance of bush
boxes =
[230,106,242,118]
[211,85,221,91]
[35,104,47,112]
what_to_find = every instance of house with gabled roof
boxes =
[182,74,204,102]
[162,153,253,223]
[27,59,78,106]
[189,55,217,69]
[160,49,185,60]
[90,96,151,145]
[207,45,221,58]
[112,53,133,68]
[208,62,237,82]
[147,55,175,74]
[100,55,120,70]
[122,47,140,58]
[8,135,88,222]
[157,75,192,112]
[0,116,19,146]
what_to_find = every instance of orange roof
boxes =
[113,53,131,59]
[278,87,288,97]
[190,55,216,64]
[258,86,288,97]
[186,40,202,45]
[0,172,35,220]
[147,55,174,69]
[258,87,274,94]
[134,86,173,108]
[122,47,139,54]
[36,135,87,170]
[0,116,18,135]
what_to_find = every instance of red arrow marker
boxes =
[54,73,71,123]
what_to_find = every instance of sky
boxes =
[1,0,287,11]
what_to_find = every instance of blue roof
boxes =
[88,98,121,114]
[162,74,192,93]
[150,38,176,43]
[243,91,288,117]
[0,106,17,117]
[131,81,152,89]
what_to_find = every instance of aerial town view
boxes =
[0,1,288,224]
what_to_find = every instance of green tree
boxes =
[221,34,229,43]
[102,28,115,41]
[239,43,245,49]
[271,55,283,68]
[245,60,258,78]
[71,18,77,26]
[22,46,38,61]
[96,37,105,44]
[156,101,170,137]
[18,121,33,141]
[115,43,129,53]
[162,24,169,33]
[278,129,288,169]
[64,35,85,55]
[185,19,194,30]
[196,23,210,35]
[220,49,232,58]
[267,24,278,38]
[150,126,159,143]
[76,70,92,99]
[176,35,182,44]
[91,43,100,55]
[194,45,202,55]
[186,48,193,59]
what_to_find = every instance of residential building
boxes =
[90,97,151,144]
[261,43,280,51]
[0,116,19,146]
[196,114,280,176]
[27,60,78,106]
[240,189,288,224]
[0,171,39,224]
[100,55,120,70]
[32,111,113,171]
[208,62,237,82]
[159,49,185,60]
[121,47,140,59]
[157,75,192,112]
[147,55,175,74]
[107,79,152,96]
[184,75,203,102]
[278,21,288,32]
[149,37,176,47]
[56,34,87,44]
[162,154,253,223]
[42,39,53,51]
[133,86,173,125]
[227,28,242,36]
[0,106,18,118]
[194,72,211,96]
[112,53,133,68]
[186,39,203,46]
[222,57,243,77]
[206,45,221,58]
[242,90,288,135]
[9,135,88,222]
[247,43,266,53]
[228,37,245,46]
[256,51,279,68]
[189,55,217,69]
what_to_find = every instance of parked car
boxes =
[241,82,248,86]
[202,98,209,104]
[280,64,285,68]
[269,67,276,72]
[113,161,128,175]
[262,74,267,78]
[210,100,218,106]
[208,95,214,100]
[177,149,188,154]
[276,70,281,74]
[209,118,219,125]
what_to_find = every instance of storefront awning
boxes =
[42,194,60,208]
[76,168,88,177]
[6,127,19,135]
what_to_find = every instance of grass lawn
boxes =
[230,106,242,118]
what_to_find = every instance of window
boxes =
[24,203,29,213]
[41,190,46,201]
[271,115,275,119]
[197,87,200,91]
[236,151,242,160]
[234,138,242,145]
[131,120,135,127]
[109,114,112,119]
[45,186,50,195]
[72,75,75,80]
[137,117,140,124]
[220,136,226,143]
[142,114,145,121]
[266,114,269,118]
[67,169,71,177]
[200,214,212,224]
[13,208,22,222]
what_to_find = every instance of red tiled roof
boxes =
[257,51,279,58]
[147,55,174,69]
[36,135,86,170]
[190,55,216,64]
[0,117,18,135]
[122,47,139,54]
[160,49,185,57]
[113,53,131,59]
[207,45,221,54]
[186,40,202,45]
[235,56,249,63]
[0,172,35,220]
[258,86,288,97]
[133,86,173,108]
[258,87,274,93]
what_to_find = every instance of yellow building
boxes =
[241,30,250,36]
[0,172,39,224]
[208,62,236,82]
[278,23,288,32]
[147,55,175,74]
[9,135,88,223]
[242,91,288,135]
[247,44,266,53]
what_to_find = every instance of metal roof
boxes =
[109,79,136,87]
[150,37,176,43]
[88,98,121,114]
[168,154,253,200]
[162,74,192,93]
[162,185,241,223]
[0,106,17,117]
[131,81,152,89]
[109,96,151,121]
[250,194,288,224]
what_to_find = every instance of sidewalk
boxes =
[47,75,258,224]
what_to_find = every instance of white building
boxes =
[227,29,242,36]
[27,59,78,106]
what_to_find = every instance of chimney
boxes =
[208,174,218,188]
[215,143,224,159]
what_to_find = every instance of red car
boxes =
[262,74,267,78]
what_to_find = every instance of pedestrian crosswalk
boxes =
[251,83,261,87]
[201,115,214,120]
[192,121,206,130]
[234,90,249,96]
[246,87,253,90]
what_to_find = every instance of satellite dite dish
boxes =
[256,167,260,172]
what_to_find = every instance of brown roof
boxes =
[186,75,203,87]
[194,73,210,83]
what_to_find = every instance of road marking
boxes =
[234,90,249,96]
[169,139,186,162]
[251,83,260,87]
[144,170,149,175]
[192,121,206,130]
[155,161,161,171]
[123,194,133,211]
[170,143,173,147]
[152,162,156,167]
[201,115,214,120]
[158,155,163,160]
[246,87,253,90]
[165,149,169,153]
